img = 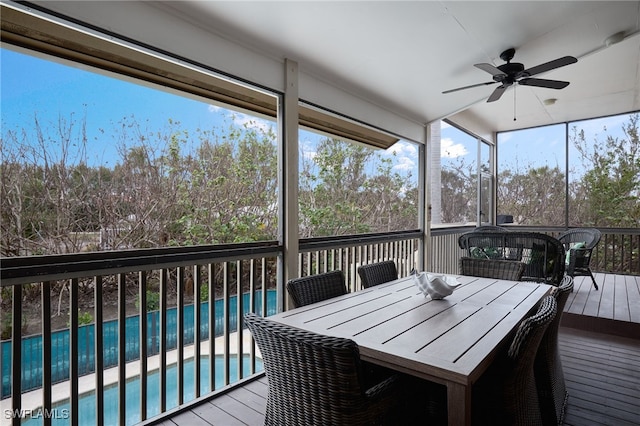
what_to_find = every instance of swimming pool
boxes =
[22,355,263,426]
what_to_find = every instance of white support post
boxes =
[423,123,433,272]
[280,58,299,311]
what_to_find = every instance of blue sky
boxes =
[1,47,419,182]
[443,110,632,180]
[2,46,631,180]
[2,47,228,167]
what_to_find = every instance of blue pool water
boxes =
[22,355,262,426]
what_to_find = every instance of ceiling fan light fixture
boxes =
[604,31,626,47]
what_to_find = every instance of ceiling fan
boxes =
[443,48,578,102]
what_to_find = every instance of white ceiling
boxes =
[165,0,640,134]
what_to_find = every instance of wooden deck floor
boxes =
[560,328,640,426]
[159,272,640,426]
[156,376,268,426]
[562,272,640,337]
[156,328,640,426]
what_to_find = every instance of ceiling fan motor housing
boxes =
[496,62,525,85]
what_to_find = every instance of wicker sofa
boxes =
[458,231,565,285]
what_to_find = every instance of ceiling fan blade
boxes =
[442,81,497,94]
[523,56,577,77]
[518,78,570,89]
[475,63,507,78]
[487,85,507,102]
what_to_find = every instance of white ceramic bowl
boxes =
[413,272,460,299]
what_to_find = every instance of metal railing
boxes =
[1,242,280,426]
[298,230,422,290]
[1,225,637,425]
[2,292,276,397]
[0,231,423,425]
[429,225,640,276]
[591,228,640,275]
[430,226,470,274]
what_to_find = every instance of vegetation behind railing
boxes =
[590,228,640,275]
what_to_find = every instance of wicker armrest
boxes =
[364,373,401,399]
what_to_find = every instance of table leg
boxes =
[447,382,471,426]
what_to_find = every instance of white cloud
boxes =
[231,112,274,133]
[299,138,317,159]
[387,141,417,157]
[386,141,417,172]
[394,155,415,171]
[441,137,468,158]
[209,106,274,134]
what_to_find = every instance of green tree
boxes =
[299,137,417,237]
[440,158,476,224]
[174,117,278,244]
[498,165,565,226]
[571,113,640,227]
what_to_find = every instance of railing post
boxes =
[117,274,126,426]
[94,276,104,426]
[138,272,147,420]
[193,265,202,397]
[10,284,22,426]
[41,281,52,426]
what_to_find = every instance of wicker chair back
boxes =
[535,275,574,425]
[558,228,601,290]
[244,313,402,425]
[357,260,398,289]
[474,296,557,426]
[286,270,347,308]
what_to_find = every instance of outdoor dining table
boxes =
[267,273,553,426]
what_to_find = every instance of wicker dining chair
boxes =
[459,257,525,281]
[286,270,347,308]
[535,275,574,425]
[473,296,557,426]
[244,313,405,425]
[357,260,398,289]
[558,228,601,290]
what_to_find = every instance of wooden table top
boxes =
[269,274,552,386]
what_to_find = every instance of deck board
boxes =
[562,272,640,337]
[189,400,247,426]
[615,274,631,321]
[559,328,640,426]
[598,273,616,319]
[627,275,640,323]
